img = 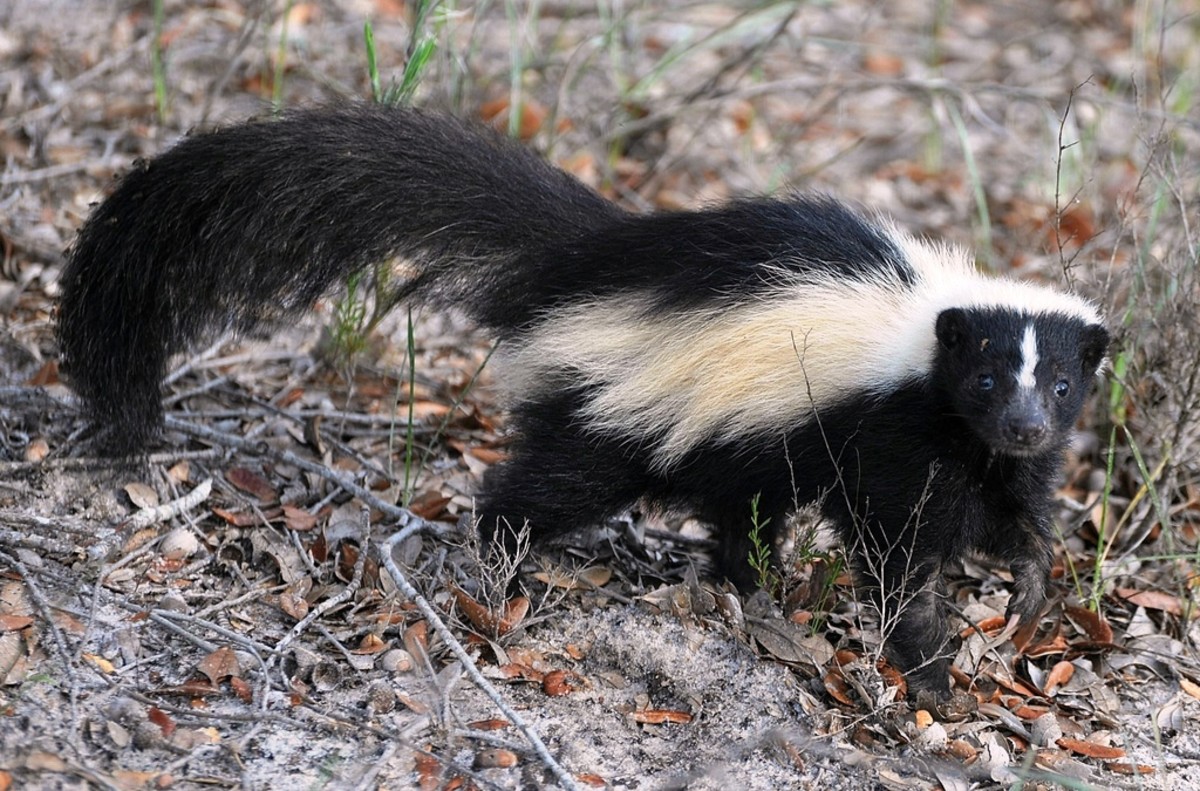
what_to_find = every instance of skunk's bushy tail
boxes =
[56,104,623,451]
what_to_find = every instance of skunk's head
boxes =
[934,307,1109,457]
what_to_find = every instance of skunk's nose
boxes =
[1005,415,1047,446]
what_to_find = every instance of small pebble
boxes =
[160,528,199,560]
[380,649,415,674]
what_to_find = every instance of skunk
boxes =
[57,104,1109,699]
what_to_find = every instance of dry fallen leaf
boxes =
[947,739,978,761]
[198,646,241,685]
[161,679,220,698]
[112,770,166,788]
[406,491,451,520]
[279,584,310,621]
[398,693,431,714]
[560,151,597,185]
[747,616,835,671]
[354,633,387,655]
[414,749,442,791]
[450,584,495,632]
[124,482,159,509]
[373,0,406,18]
[404,621,429,662]
[1056,737,1126,760]
[167,460,190,483]
[1104,762,1155,775]
[450,584,529,636]
[498,663,544,683]
[542,669,586,697]
[963,615,1009,638]
[1115,587,1185,616]
[833,649,860,666]
[479,97,547,140]
[83,653,116,674]
[1010,703,1052,721]
[504,646,552,671]
[212,506,283,527]
[1049,204,1097,250]
[466,446,506,465]
[497,596,531,634]
[282,504,319,532]
[631,709,692,725]
[823,669,855,706]
[467,719,509,731]
[147,706,176,738]
[473,748,518,769]
[253,531,310,585]
[230,676,253,703]
[1019,631,1071,658]
[1044,660,1075,696]
[25,752,68,771]
[532,565,613,591]
[226,466,278,502]
[789,610,813,626]
[1064,604,1115,643]
[285,2,319,26]
[0,615,33,632]
[863,49,905,76]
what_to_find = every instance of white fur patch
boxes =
[1017,324,1039,389]
[505,224,1105,470]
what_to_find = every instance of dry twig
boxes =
[380,524,580,791]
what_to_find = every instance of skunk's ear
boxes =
[935,308,969,350]
[1080,324,1111,374]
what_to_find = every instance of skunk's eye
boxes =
[977,373,995,391]
[1054,379,1070,398]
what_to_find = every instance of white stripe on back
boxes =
[505,226,1098,470]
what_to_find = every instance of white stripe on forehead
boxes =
[1017,324,1039,389]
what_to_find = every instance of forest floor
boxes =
[2,1,1200,789]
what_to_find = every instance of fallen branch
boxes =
[125,477,214,531]
[86,478,213,562]
[380,524,579,791]
[163,417,423,527]
[274,507,371,657]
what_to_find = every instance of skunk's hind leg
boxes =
[473,393,648,567]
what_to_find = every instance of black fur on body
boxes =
[57,104,1109,699]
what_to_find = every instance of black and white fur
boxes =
[57,104,1109,699]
